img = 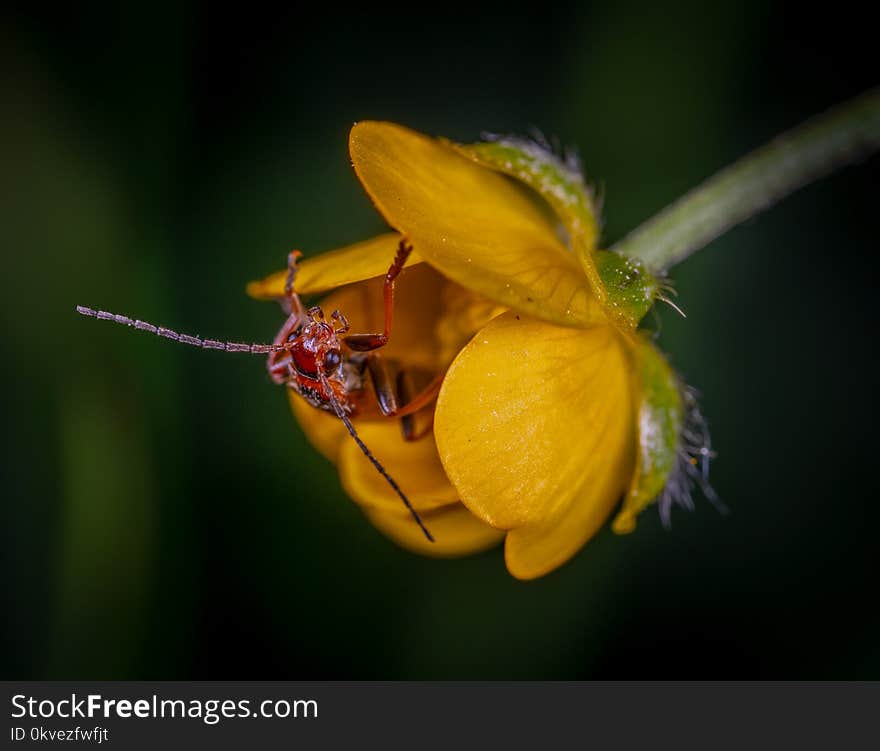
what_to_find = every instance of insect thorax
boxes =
[287,353,367,414]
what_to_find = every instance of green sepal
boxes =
[456,138,601,252]
[456,138,659,327]
[594,250,660,327]
[613,335,682,534]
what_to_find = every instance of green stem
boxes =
[611,88,880,270]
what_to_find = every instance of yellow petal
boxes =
[455,138,600,256]
[290,390,482,553]
[349,121,605,328]
[289,390,348,463]
[435,313,634,576]
[338,419,459,514]
[504,447,629,579]
[247,232,424,299]
[363,502,504,557]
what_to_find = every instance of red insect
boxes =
[77,239,439,541]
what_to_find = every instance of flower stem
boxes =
[611,88,880,271]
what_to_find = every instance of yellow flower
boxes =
[248,122,709,579]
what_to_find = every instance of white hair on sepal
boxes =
[525,125,553,152]
[479,129,601,212]
[591,178,606,225]
[658,385,728,528]
[563,144,584,178]
[654,275,687,318]
[643,271,682,338]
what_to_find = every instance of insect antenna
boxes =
[321,374,435,543]
[76,305,287,354]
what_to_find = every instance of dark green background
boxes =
[3,2,877,678]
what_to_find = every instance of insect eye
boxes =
[324,350,342,371]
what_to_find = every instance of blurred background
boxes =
[2,1,877,679]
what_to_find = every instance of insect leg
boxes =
[396,368,435,442]
[343,239,413,352]
[364,353,401,417]
[365,354,443,440]
[391,371,444,419]
[330,310,350,335]
[279,250,306,319]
